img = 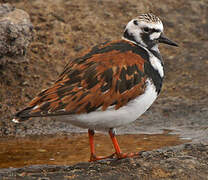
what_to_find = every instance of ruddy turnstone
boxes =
[13,13,178,161]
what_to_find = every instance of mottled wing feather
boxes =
[19,40,148,118]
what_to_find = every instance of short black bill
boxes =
[158,33,178,47]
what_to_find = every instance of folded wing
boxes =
[15,40,148,121]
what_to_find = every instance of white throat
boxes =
[151,44,159,52]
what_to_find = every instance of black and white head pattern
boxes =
[124,13,163,50]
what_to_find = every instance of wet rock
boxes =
[0,3,33,64]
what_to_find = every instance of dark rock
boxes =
[0,3,33,64]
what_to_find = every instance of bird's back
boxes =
[14,40,155,122]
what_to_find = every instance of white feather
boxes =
[32,105,40,110]
[150,32,160,40]
[149,53,164,78]
[12,118,19,123]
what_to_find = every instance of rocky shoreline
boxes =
[0,143,207,179]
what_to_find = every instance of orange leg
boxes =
[88,128,139,162]
[109,128,139,159]
[109,128,121,155]
[88,129,96,160]
[88,129,115,162]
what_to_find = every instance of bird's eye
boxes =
[143,27,150,33]
[133,20,138,26]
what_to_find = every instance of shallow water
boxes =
[0,130,188,168]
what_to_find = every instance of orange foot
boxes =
[89,152,140,162]
[89,153,116,162]
[88,128,140,162]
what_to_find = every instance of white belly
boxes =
[61,79,158,131]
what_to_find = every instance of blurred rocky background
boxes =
[0,3,33,64]
[0,0,207,139]
[0,0,207,179]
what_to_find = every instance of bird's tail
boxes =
[12,107,34,123]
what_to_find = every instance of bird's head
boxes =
[123,13,178,50]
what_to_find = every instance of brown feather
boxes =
[25,40,148,117]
